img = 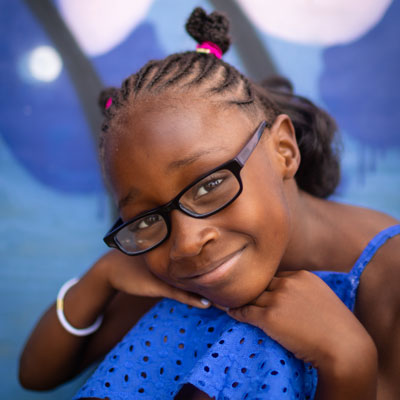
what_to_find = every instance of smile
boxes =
[183,247,245,285]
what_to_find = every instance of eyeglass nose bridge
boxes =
[160,196,180,216]
[159,170,245,228]
[158,191,204,221]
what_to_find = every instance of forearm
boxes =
[19,249,204,390]
[314,335,378,400]
[19,259,116,390]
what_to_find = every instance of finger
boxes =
[227,304,265,329]
[213,303,230,312]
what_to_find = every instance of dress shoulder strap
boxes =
[349,224,400,281]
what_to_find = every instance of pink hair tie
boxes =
[105,97,112,110]
[196,41,222,59]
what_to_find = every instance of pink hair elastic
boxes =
[105,97,112,110]
[196,41,222,59]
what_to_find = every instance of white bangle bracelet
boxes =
[56,277,103,336]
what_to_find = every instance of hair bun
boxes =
[185,7,231,54]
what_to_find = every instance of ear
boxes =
[269,114,300,179]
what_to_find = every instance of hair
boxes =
[98,7,341,198]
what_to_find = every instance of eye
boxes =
[195,178,224,198]
[136,214,162,230]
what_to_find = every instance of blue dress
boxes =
[74,225,400,400]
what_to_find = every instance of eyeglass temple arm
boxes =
[235,121,267,166]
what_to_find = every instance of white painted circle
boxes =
[28,46,63,82]
[58,0,154,56]
[237,0,393,45]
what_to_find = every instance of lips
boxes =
[178,247,245,284]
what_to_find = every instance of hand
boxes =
[227,270,375,370]
[98,250,211,309]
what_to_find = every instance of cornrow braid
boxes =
[162,55,196,88]
[147,54,182,89]
[211,66,237,93]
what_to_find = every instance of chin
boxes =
[214,294,257,309]
[204,282,268,309]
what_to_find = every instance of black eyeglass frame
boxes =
[104,120,268,255]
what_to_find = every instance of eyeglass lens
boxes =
[115,169,240,254]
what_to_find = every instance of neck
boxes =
[279,190,366,273]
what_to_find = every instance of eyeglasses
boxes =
[104,120,268,255]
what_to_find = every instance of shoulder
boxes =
[360,227,400,302]
[357,228,400,297]
[324,200,399,270]
[354,223,400,346]
[354,224,400,396]
[333,202,399,253]
[339,202,400,326]
[336,202,399,233]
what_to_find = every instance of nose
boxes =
[168,210,219,261]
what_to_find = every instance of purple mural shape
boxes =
[320,1,399,149]
[0,0,165,193]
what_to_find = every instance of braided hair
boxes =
[99,7,340,198]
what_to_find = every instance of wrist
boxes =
[91,252,118,296]
[57,278,104,336]
[62,258,117,329]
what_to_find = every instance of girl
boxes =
[19,7,400,400]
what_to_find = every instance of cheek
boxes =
[142,251,170,280]
[222,167,291,302]
[142,250,187,290]
[236,162,292,254]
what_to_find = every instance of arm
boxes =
[19,250,211,390]
[227,270,378,399]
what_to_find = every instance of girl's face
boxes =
[104,94,298,307]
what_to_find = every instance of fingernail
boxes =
[200,298,210,306]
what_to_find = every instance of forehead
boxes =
[106,93,256,163]
[103,93,258,205]
[116,94,253,143]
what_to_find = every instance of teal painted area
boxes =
[332,133,400,219]
[0,134,109,398]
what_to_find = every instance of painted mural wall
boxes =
[1,0,399,398]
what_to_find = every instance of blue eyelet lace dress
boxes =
[74,225,400,400]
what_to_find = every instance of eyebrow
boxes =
[167,147,227,170]
[118,187,140,210]
[118,146,228,210]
